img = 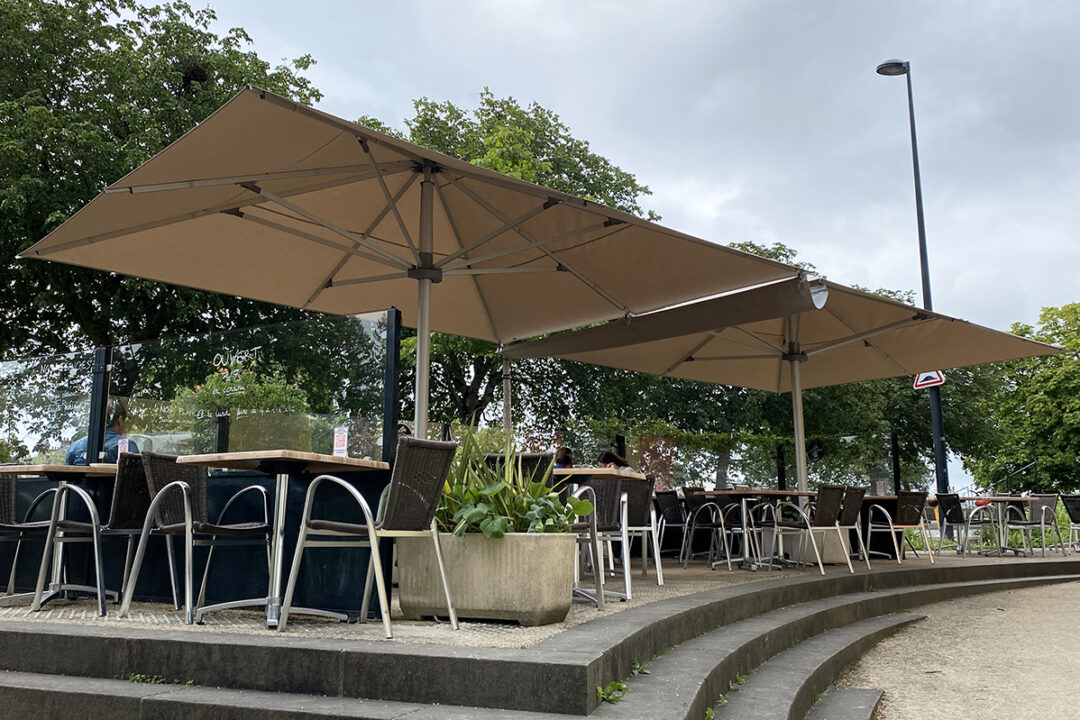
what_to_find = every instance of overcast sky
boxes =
[209,0,1079,334]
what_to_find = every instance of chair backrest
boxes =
[654,490,685,525]
[106,452,152,530]
[895,491,928,526]
[142,451,209,526]
[622,476,654,527]
[838,486,867,526]
[577,477,623,531]
[682,487,709,514]
[812,485,845,526]
[1061,494,1080,524]
[935,493,965,525]
[1030,493,1059,522]
[380,437,458,531]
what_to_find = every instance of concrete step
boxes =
[716,615,915,719]
[0,563,1076,717]
[590,573,1078,720]
[0,670,562,720]
[804,688,884,720]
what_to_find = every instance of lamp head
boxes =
[876,60,909,76]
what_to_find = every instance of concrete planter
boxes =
[397,532,576,626]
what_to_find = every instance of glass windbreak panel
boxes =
[0,350,94,464]
[110,313,387,458]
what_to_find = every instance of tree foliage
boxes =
[966,304,1080,493]
[0,0,321,357]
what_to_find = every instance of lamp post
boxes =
[877,59,950,496]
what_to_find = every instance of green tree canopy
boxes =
[0,0,321,357]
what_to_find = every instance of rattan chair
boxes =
[1003,494,1066,557]
[933,492,999,557]
[652,489,686,556]
[867,491,934,565]
[119,451,270,624]
[279,437,458,638]
[30,453,172,616]
[573,475,631,601]
[623,476,663,586]
[837,485,871,571]
[0,473,56,599]
[571,484,606,609]
[770,487,838,575]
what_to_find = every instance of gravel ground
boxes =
[836,579,1080,719]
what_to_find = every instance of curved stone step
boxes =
[716,614,917,719]
[591,574,1078,720]
[804,688,884,720]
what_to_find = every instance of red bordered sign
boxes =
[913,370,946,389]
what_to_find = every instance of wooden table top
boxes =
[552,467,647,480]
[704,488,817,497]
[0,463,117,477]
[176,450,388,474]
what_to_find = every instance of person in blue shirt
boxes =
[65,399,140,465]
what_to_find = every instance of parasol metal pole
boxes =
[784,315,809,495]
[414,163,436,439]
[501,357,512,434]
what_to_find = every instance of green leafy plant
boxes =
[596,680,628,703]
[127,673,166,684]
[631,659,651,677]
[436,430,593,538]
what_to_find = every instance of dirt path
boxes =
[837,579,1080,719]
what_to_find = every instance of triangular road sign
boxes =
[913,370,946,389]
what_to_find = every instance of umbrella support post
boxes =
[413,164,435,440]
[785,316,810,495]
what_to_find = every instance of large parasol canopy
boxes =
[505,277,1060,490]
[20,87,801,435]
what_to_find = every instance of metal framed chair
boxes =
[571,484,606,609]
[574,475,631,600]
[933,492,999,557]
[119,451,270,624]
[680,489,733,571]
[279,437,458,638]
[652,489,686,556]
[867,490,934,565]
[0,473,57,600]
[836,485,871,572]
[623,476,663,585]
[31,453,172,616]
[1003,494,1066,557]
[771,487,839,575]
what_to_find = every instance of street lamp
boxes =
[877,58,950,495]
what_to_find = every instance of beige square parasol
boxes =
[505,276,1060,490]
[19,87,801,435]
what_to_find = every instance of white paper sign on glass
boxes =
[333,426,348,457]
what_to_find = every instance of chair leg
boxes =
[887,525,902,565]
[806,529,824,576]
[278,520,310,632]
[165,535,180,610]
[30,496,63,611]
[620,527,632,601]
[90,522,107,618]
[360,551,375,623]
[429,524,458,629]
[835,525,854,574]
[197,542,216,610]
[920,522,935,564]
[119,526,154,618]
[120,536,135,601]
[8,536,25,594]
[650,519,665,585]
[855,523,871,570]
[367,533,393,638]
[183,524,194,624]
[588,524,605,610]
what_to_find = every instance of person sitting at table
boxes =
[597,450,632,470]
[65,399,140,465]
[554,446,574,469]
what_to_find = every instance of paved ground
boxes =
[837,578,1080,718]
[0,558,777,647]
